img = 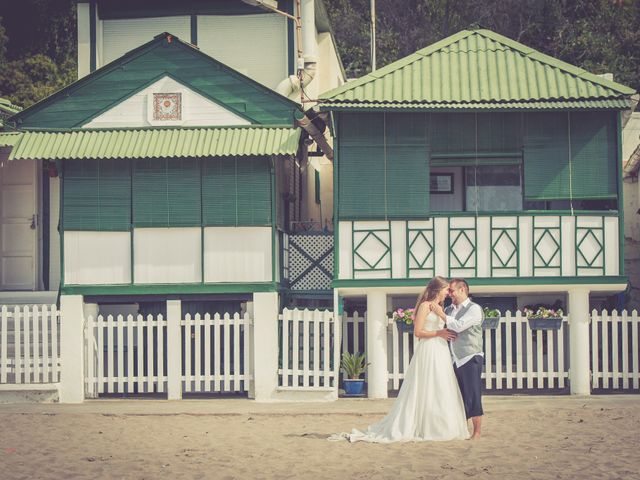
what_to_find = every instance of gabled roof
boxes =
[8,32,301,129]
[320,28,636,110]
[0,126,301,160]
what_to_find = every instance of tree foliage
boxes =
[0,1,77,108]
[325,0,640,92]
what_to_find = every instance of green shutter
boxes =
[524,112,617,201]
[338,112,430,219]
[524,112,570,200]
[202,157,237,225]
[339,145,386,218]
[339,112,386,218]
[63,159,130,231]
[569,112,617,199]
[386,113,429,217]
[236,156,271,225]
[314,169,320,204]
[133,158,201,227]
[431,113,522,154]
[202,156,271,226]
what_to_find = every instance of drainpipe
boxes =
[268,0,317,102]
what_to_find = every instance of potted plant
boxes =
[524,306,564,330]
[391,308,415,333]
[482,307,501,330]
[340,352,368,395]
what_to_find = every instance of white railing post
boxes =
[366,291,388,399]
[167,300,182,400]
[252,292,279,401]
[569,287,591,395]
[59,295,85,403]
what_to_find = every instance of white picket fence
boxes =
[84,312,252,397]
[342,310,639,392]
[0,305,60,386]
[182,313,253,393]
[278,308,339,390]
[591,310,640,390]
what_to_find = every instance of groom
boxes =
[444,278,484,439]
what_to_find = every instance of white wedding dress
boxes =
[337,312,470,443]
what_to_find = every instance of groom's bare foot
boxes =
[471,432,481,440]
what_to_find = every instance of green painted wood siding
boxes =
[524,112,617,201]
[14,34,297,129]
[63,159,131,231]
[338,112,430,219]
[133,158,201,227]
[202,156,272,226]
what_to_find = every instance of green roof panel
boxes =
[0,127,300,160]
[320,29,635,109]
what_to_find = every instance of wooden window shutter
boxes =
[523,112,571,200]
[569,111,617,199]
[202,156,271,226]
[63,159,130,231]
[133,158,201,227]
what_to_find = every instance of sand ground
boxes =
[1,395,639,480]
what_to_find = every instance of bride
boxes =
[332,276,470,442]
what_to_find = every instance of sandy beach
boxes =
[1,395,638,480]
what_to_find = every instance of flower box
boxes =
[482,307,501,329]
[482,317,500,330]
[527,317,563,331]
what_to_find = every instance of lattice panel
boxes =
[288,233,333,291]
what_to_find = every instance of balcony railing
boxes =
[337,213,620,280]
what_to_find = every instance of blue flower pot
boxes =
[396,322,414,334]
[343,379,365,395]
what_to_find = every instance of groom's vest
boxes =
[447,301,483,359]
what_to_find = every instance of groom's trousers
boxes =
[454,354,484,419]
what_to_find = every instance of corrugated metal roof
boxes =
[0,127,301,160]
[321,98,631,110]
[320,29,635,107]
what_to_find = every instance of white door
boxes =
[0,160,38,290]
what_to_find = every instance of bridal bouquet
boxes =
[392,308,415,326]
[524,306,564,319]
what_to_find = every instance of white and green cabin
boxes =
[0,0,344,315]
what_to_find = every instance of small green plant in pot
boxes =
[341,352,368,396]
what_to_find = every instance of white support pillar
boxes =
[569,287,591,395]
[251,292,279,401]
[246,300,256,399]
[59,295,85,403]
[366,291,388,398]
[166,300,182,400]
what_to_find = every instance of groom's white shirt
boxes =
[445,298,484,368]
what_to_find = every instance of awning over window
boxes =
[0,126,301,160]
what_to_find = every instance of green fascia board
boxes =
[8,32,301,129]
[319,98,631,111]
[319,28,635,104]
[61,282,279,296]
[333,276,628,289]
[0,126,301,160]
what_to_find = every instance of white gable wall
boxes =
[82,76,250,128]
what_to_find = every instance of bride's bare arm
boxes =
[413,303,456,340]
